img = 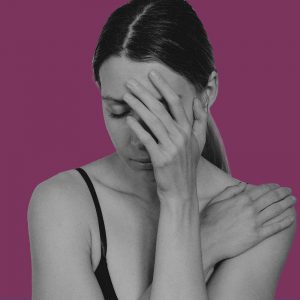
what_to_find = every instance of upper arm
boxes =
[27,174,105,300]
[206,207,297,300]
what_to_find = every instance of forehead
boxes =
[99,55,194,100]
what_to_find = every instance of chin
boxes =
[129,159,154,171]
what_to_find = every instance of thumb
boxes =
[210,182,248,204]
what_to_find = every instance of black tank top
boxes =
[75,167,118,300]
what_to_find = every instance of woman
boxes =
[28,0,297,299]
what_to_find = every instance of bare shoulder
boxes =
[27,168,94,250]
[28,155,112,222]
[27,169,107,299]
[236,181,296,242]
[28,168,92,217]
[207,180,297,299]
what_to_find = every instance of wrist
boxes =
[159,190,199,213]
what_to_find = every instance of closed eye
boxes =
[109,110,130,119]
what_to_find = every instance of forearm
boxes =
[149,194,208,300]
[139,254,214,300]
[200,218,221,274]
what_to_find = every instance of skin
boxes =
[93,54,296,298]
[28,54,296,300]
[98,54,230,208]
[83,54,243,297]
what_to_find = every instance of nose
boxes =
[130,113,158,147]
[131,132,147,150]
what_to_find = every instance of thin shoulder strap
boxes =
[75,167,107,257]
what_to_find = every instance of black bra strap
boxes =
[75,167,107,257]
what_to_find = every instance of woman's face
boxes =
[99,55,198,171]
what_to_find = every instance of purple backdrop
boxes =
[1,0,299,299]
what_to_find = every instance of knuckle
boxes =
[160,153,172,166]
[168,145,178,159]
[171,94,180,103]
[274,202,283,213]
[248,193,255,201]
[269,189,280,198]
[240,194,251,205]
[246,205,256,218]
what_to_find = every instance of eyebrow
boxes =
[102,94,183,104]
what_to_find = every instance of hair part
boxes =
[92,0,231,174]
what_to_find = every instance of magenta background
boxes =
[1,0,299,299]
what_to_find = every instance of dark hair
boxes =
[92,0,230,173]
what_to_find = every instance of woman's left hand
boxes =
[123,70,209,206]
[200,182,296,264]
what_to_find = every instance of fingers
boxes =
[148,70,190,128]
[123,92,174,148]
[191,93,209,141]
[257,195,296,224]
[209,181,248,204]
[259,212,295,240]
[245,183,280,201]
[126,115,160,159]
[254,186,293,212]
[125,78,178,138]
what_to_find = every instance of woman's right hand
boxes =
[200,182,296,264]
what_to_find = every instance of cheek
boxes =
[103,116,131,150]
